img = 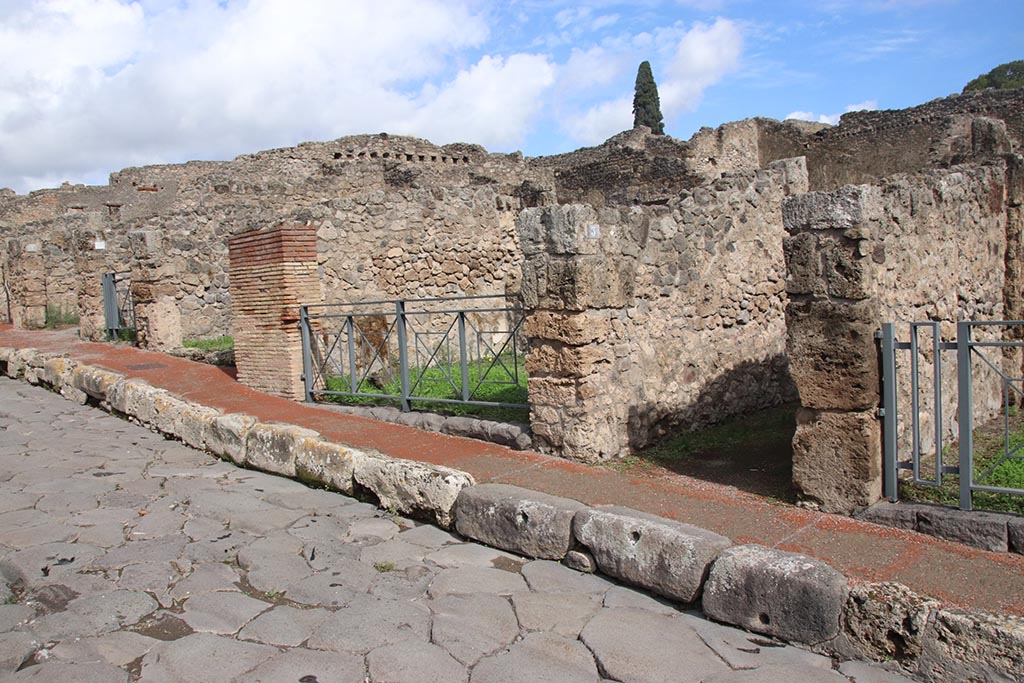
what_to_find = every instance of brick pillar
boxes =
[783,186,884,513]
[228,224,322,400]
[518,205,636,462]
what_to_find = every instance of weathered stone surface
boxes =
[305,595,431,653]
[916,506,1009,552]
[237,605,330,647]
[39,356,77,391]
[520,560,612,596]
[1009,516,1024,555]
[0,631,37,673]
[579,608,728,682]
[702,544,848,644]
[171,402,221,451]
[430,593,519,665]
[427,567,529,599]
[564,549,597,573]
[206,413,256,464]
[70,365,124,402]
[916,608,1024,683]
[685,613,833,672]
[294,436,362,494]
[792,408,882,514]
[470,632,599,683]
[181,590,270,635]
[424,543,520,570]
[139,632,278,682]
[700,663,852,683]
[354,455,474,529]
[244,422,320,477]
[6,661,131,682]
[572,506,731,603]
[838,582,937,662]
[243,649,366,683]
[367,640,467,683]
[511,591,600,638]
[856,501,920,531]
[455,484,586,560]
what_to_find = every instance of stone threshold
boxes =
[858,500,1024,556]
[1,344,1022,683]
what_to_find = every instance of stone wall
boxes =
[518,158,807,462]
[782,159,1016,513]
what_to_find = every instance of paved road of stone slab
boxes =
[0,378,916,683]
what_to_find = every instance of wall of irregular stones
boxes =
[782,158,1018,513]
[518,158,807,462]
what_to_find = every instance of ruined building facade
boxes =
[2,88,1022,514]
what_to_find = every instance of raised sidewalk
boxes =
[2,324,1022,619]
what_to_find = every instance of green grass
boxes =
[640,404,797,463]
[322,353,528,423]
[183,335,234,352]
[901,409,1024,515]
[44,304,79,328]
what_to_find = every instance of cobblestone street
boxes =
[0,378,914,682]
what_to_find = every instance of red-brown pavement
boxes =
[4,324,1024,616]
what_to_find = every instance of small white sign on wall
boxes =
[587,223,601,239]
[25,243,38,253]
[94,240,106,250]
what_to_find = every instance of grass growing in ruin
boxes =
[608,404,799,501]
[44,304,79,329]
[323,354,529,423]
[183,335,234,352]
[900,410,1024,515]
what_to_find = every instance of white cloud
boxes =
[785,99,878,125]
[558,17,743,145]
[1,0,560,192]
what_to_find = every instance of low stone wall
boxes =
[2,344,1020,683]
[783,159,1018,513]
[518,158,806,461]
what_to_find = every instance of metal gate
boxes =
[880,321,1024,511]
[101,271,135,340]
[299,294,528,412]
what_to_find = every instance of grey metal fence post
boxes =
[957,321,974,511]
[346,315,357,394]
[396,300,411,412]
[299,306,315,403]
[102,273,118,339]
[458,312,470,402]
[880,324,899,501]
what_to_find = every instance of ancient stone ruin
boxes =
[1,88,1022,515]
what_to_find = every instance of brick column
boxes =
[228,224,322,400]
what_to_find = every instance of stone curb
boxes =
[858,500,1023,555]
[2,345,1022,682]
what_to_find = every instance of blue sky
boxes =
[0,0,1020,194]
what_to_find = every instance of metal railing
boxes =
[299,294,527,411]
[880,321,1024,511]
[101,271,135,340]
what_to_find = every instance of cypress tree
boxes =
[632,61,665,135]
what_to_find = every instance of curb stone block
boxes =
[353,455,474,529]
[572,506,731,603]
[173,402,222,450]
[1008,517,1024,555]
[916,506,1008,552]
[837,582,937,662]
[454,484,586,560]
[207,414,257,464]
[5,348,37,379]
[41,357,77,390]
[151,393,191,436]
[295,437,363,495]
[70,365,125,401]
[244,423,320,477]
[121,381,171,426]
[916,609,1024,683]
[0,347,13,374]
[855,501,920,531]
[703,544,848,644]
[564,549,597,573]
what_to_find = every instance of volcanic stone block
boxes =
[917,608,1024,683]
[702,544,848,645]
[244,422,320,477]
[455,484,586,560]
[173,402,222,451]
[41,356,77,391]
[855,501,921,531]
[785,298,881,412]
[294,436,362,495]
[353,456,475,529]
[207,413,257,464]
[572,506,731,603]
[916,506,1009,552]
[1009,517,1024,555]
[839,582,937,662]
[792,408,882,514]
